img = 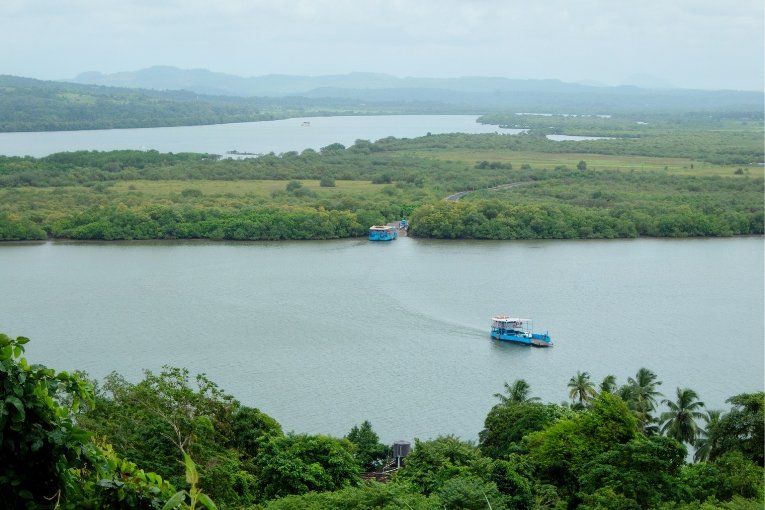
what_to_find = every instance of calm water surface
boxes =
[0,115,521,157]
[0,238,762,443]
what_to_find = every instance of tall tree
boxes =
[494,379,540,404]
[660,387,706,445]
[620,368,663,433]
[707,392,764,465]
[693,409,723,463]
[79,366,262,505]
[599,374,618,394]
[568,371,597,406]
[346,420,389,471]
[479,402,573,459]
[525,393,639,499]
[579,436,686,509]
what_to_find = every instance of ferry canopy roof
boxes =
[492,315,530,322]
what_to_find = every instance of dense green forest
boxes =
[0,120,762,241]
[2,333,762,509]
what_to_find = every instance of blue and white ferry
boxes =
[490,315,552,347]
[368,225,398,241]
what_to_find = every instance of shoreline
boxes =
[1,234,762,246]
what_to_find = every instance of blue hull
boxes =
[368,232,398,241]
[491,329,552,347]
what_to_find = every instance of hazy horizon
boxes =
[66,65,762,93]
[1,0,763,92]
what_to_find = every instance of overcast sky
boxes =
[1,0,762,90]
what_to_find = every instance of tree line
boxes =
[0,140,762,241]
[476,112,764,166]
[1,333,762,509]
[408,199,762,239]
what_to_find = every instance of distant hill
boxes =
[71,66,601,96]
[69,66,763,114]
[72,67,407,96]
[299,85,764,113]
[1,69,762,133]
[621,73,675,90]
[0,75,441,132]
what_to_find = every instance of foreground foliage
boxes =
[1,333,763,509]
[0,333,178,509]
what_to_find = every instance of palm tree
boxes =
[693,409,723,462]
[660,387,706,445]
[568,371,597,405]
[621,368,663,433]
[599,374,617,394]
[494,379,540,404]
[628,368,663,411]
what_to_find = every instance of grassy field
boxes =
[413,149,755,177]
[108,179,381,197]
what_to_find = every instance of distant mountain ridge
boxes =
[69,66,662,97]
[66,66,762,114]
[2,70,762,133]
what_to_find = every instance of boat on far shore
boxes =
[368,225,398,241]
[490,315,552,347]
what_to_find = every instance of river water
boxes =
[0,115,522,158]
[0,237,761,443]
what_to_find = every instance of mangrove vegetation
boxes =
[0,113,762,242]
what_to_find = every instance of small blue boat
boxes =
[369,225,398,241]
[491,315,552,347]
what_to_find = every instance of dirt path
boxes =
[444,181,532,201]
